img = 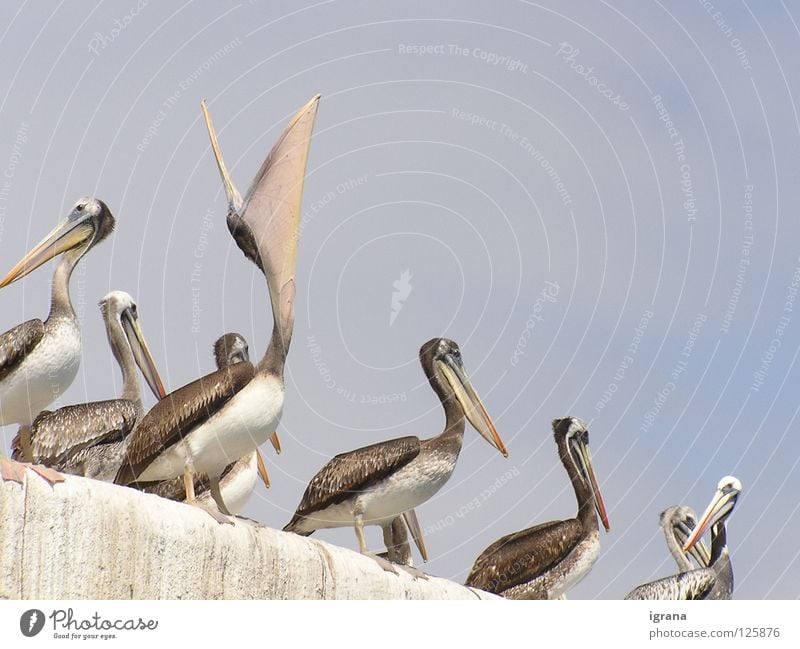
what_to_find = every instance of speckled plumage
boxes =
[465,417,608,599]
[285,436,421,531]
[625,567,717,600]
[465,519,583,596]
[8,291,163,481]
[0,319,44,382]
[13,400,139,480]
[115,362,255,485]
[283,338,507,570]
[625,478,739,600]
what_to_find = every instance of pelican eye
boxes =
[76,203,84,212]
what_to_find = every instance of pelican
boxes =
[624,476,740,600]
[9,291,165,481]
[465,417,609,599]
[115,96,319,521]
[137,333,273,516]
[283,337,508,573]
[660,505,711,571]
[0,198,115,482]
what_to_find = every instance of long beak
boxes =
[0,218,92,288]
[402,509,429,563]
[674,519,711,567]
[201,99,243,213]
[121,310,167,400]
[255,450,271,488]
[270,431,281,454]
[575,437,610,532]
[682,488,738,554]
[438,355,508,457]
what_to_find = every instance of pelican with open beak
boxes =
[284,338,507,576]
[0,198,115,483]
[465,417,609,599]
[115,96,319,522]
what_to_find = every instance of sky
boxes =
[0,0,798,599]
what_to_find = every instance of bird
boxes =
[114,95,319,522]
[9,291,166,481]
[136,333,273,516]
[464,417,610,599]
[659,505,711,572]
[0,198,115,483]
[624,476,740,600]
[283,337,508,574]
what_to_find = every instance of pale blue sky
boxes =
[1,0,798,598]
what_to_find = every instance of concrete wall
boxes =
[0,471,496,600]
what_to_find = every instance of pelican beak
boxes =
[269,431,282,454]
[676,519,712,567]
[682,484,740,554]
[0,213,93,288]
[573,435,610,532]
[437,354,508,457]
[201,99,243,213]
[255,450,271,488]
[121,308,167,400]
[403,509,429,563]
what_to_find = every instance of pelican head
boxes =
[0,198,115,288]
[421,337,508,457]
[552,417,610,532]
[682,475,742,554]
[213,332,250,368]
[660,505,711,567]
[100,291,166,400]
[212,331,280,457]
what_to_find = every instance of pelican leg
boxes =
[381,520,407,564]
[383,518,427,580]
[183,466,231,525]
[255,450,271,489]
[208,476,232,516]
[355,512,397,575]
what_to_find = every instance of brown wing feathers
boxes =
[115,362,255,485]
[465,519,583,594]
[0,318,44,380]
[20,400,139,466]
[284,435,421,531]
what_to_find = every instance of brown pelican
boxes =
[114,96,319,521]
[0,198,115,482]
[283,338,508,573]
[465,417,609,599]
[137,333,272,516]
[9,291,165,481]
[624,476,740,600]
